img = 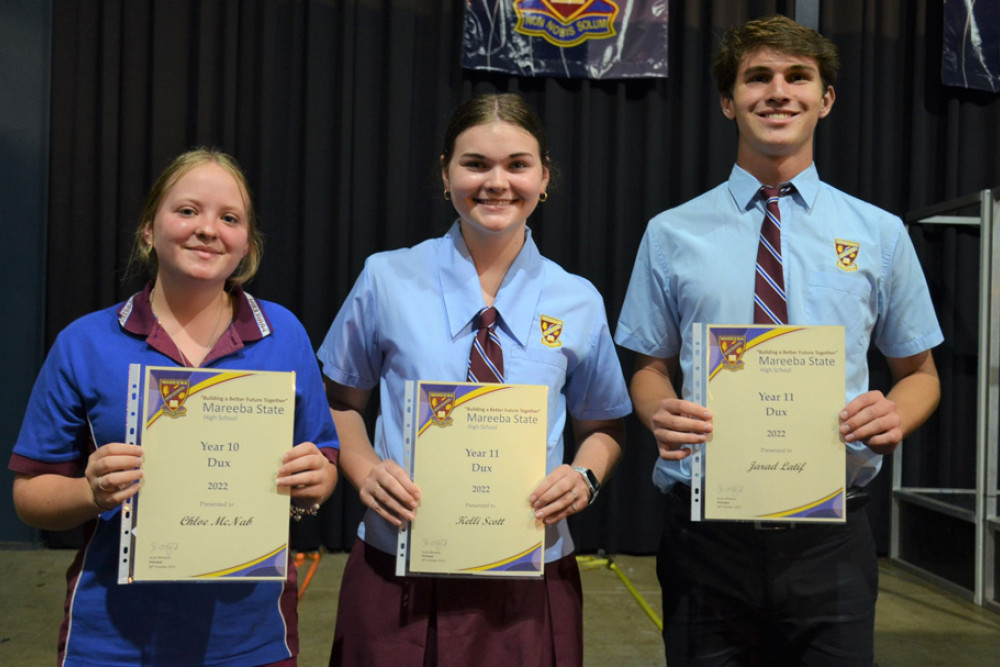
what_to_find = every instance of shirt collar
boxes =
[438,222,544,348]
[118,282,272,366]
[727,162,821,213]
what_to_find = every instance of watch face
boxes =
[574,466,599,493]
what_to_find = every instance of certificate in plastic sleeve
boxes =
[118,364,295,583]
[396,381,547,578]
[689,324,846,523]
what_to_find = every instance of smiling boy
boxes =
[615,15,943,666]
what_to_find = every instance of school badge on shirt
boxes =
[159,378,190,418]
[835,238,860,272]
[540,315,565,348]
[718,335,747,371]
[429,391,456,427]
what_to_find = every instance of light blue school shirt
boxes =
[615,164,943,493]
[318,222,631,562]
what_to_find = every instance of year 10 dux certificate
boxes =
[689,324,846,523]
[119,365,295,583]
[397,381,547,579]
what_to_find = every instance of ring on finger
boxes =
[572,489,578,501]
[97,476,109,492]
[571,501,578,512]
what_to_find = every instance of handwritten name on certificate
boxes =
[693,325,846,523]
[397,382,547,578]
[119,366,295,583]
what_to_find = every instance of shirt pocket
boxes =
[803,271,875,357]
[505,347,569,391]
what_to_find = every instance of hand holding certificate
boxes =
[119,365,296,583]
[690,324,846,523]
[396,381,547,578]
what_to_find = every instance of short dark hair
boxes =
[712,14,839,98]
[441,93,550,169]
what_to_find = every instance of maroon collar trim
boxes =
[118,283,272,366]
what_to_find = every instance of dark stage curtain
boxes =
[45,0,998,554]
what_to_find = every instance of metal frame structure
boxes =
[893,189,999,612]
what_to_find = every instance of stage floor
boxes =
[2,549,998,666]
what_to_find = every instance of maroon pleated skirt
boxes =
[329,539,583,667]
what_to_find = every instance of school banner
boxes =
[942,0,1000,92]
[462,0,668,80]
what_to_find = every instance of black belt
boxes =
[668,484,868,531]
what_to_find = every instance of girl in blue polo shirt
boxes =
[10,148,339,666]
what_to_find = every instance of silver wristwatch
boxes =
[571,466,601,505]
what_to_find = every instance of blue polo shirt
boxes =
[318,222,631,563]
[10,284,338,667]
[615,164,943,492]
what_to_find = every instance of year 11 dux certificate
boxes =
[119,365,295,583]
[689,324,846,523]
[396,381,547,579]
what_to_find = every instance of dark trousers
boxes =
[657,486,878,667]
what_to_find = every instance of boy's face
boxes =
[721,47,835,170]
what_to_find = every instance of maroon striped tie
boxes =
[754,185,792,324]
[467,306,503,383]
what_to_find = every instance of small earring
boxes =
[538,192,548,203]
[443,189,452,201]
